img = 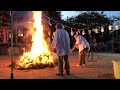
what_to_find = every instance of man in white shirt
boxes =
[52,23,71,76]
[71,32,90,67]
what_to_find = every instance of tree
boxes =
[63,11,114,43]
[47,11,62,22]
[45,11,62,33]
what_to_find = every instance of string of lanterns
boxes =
[43,13,120,37]
[43,14,91,36]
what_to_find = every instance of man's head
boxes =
[55,23,64,30]
[73,33,78,40]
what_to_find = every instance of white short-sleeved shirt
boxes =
[76,35,90,53]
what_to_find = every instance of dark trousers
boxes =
[78,48,87,65]
[58,55,70,73]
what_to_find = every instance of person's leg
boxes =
[57,56,64,76]
[82,48,87,66]
[78,51,83,66]
[64,55,70,75]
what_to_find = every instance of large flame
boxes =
[17,11,53,68]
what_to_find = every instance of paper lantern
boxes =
[95,28,99,33]
[115,25,119,30]
[82,29,85,35]
[108,25,112,30]
[48,18,52,26]
[88,30,91,34]
[53,32,56,36]
[71,28,74,36]
[76,31,79,35]
[101,26,104,32]
[62,24,65,29]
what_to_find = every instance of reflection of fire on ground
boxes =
[10,11,58,69]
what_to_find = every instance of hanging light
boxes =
[48,18,52,26]
[95,28,99,33]
[88,30,91,34]
[53,32,56,36]
[28,21,32,24]
[115,25,119,36]
[82,29,85,35]
[62,24,65,29]
[20,34,23,36]
[101,26,104,37]
[48,31,51,35]
[108,25,112,30]
[115,25,119,30]
[71,28,74,36]
[76,31,79,35]
[101,26,104,32]
[18,29,22,36]
[78,29,80,34]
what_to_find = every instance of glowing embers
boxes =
[16,54,54,69]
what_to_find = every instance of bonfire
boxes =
[10,11,58,69]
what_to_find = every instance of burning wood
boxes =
[15,54,55,69]
[8,53,57,70]
[9,11,58,70]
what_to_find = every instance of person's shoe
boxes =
[79,65,82,67]
[76,65,79,67]
[66,73,70,76]
[76,65,82,67]
[66,72,71,76]
[82,64,86,67]
[56,73,64,76]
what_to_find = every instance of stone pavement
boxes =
[0,51,120,79]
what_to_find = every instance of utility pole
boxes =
[112,31,114,53]
[15,16,18,46]
[10,11,14,79]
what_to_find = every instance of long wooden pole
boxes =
[112,31,114,53]
[15,16,18,46]
[10,11,14,79]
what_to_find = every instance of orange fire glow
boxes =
[16,11,53,68]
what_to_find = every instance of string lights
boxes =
[71,28,74,36]
[82,29,85,35]
[42,12,119,37]
[95,28,99,33]
[101,26,104,37]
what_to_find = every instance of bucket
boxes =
[112,61,120,79]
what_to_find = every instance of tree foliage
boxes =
[47,11,62,22]
[63,11,114,43]
[46,11,62,33]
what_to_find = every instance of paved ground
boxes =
[0,51,120,79]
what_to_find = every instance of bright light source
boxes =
[88,30,91,34]
[95,28,99,33]
[108,25,112,30]
[20,34,23,36]
[82,29,85,35]
[101,26,104,32]
[115,25,119,30]
[28,21,32,23]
